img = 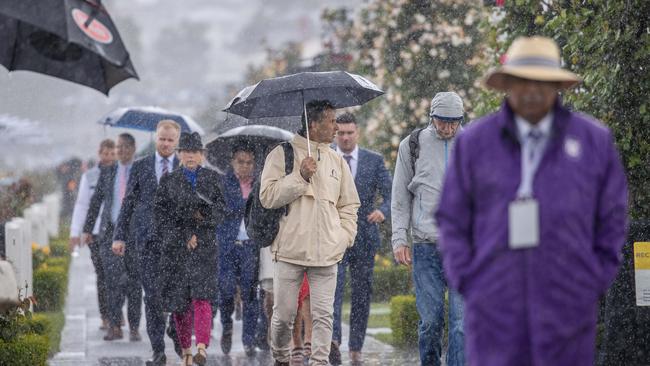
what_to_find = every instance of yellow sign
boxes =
[634,242,650,270]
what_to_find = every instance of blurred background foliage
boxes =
[246,0,649,219]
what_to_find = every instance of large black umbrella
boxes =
[223,71,383,155]
[206,125,293,174]
[0,0,138,94]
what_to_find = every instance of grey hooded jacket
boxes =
[391,125,457,249]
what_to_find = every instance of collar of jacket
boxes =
[498,97,571,148]
[292,134,334,154]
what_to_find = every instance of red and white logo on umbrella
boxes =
[71,8,113,44]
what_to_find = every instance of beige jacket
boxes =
[260,135,360,267]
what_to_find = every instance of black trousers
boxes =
[99,223,143,329]
[88,235,109,320]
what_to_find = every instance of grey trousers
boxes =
[271,260,338,365]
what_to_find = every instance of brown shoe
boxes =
[350,350,363,364]
[194,346,207,366]
[329,341,341,365]
[129,329,142,342]
[103,326,123,341]
[182,353,193,366]
[99,318,109,331]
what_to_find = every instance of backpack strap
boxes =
[281,142,294,175]
[408,127,425,173]
[280,142,294,216]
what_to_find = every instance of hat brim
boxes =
[176,147,206,151]
[484,66,581,91]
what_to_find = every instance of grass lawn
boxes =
[41,310,65,357]
[341,302,391,329]
[373,332,393,345]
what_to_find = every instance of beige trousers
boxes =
[271,260,338,365]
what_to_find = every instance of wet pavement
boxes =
[49,247,420,366]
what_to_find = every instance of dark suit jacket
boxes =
[154,166,226,312]
[350,148,392,250]
[113,154,179,246]
[216,169,249,250]
[84,164,117,237]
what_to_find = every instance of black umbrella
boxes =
[206,125,294,174]
[0,0,138,95]
[223,71,383,155]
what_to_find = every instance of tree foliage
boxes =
[332,0,485,167]
[478,0,650,217]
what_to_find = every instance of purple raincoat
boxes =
[435,100,628,366]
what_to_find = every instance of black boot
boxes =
[145,352,166,366]
[165,314,182,358]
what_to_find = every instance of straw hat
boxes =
[484,36,581,91]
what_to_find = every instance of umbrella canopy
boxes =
[206,125,293,174]
[213,113,302,135]
[223,71,384,119]
[98,106,205,135]
[0,0,138,95]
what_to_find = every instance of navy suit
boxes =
[113,154,178,354]
[84,164,142,330]
[216,169,259,347]
[332,147,392,351]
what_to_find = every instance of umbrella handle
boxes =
[303,94,311,158]
[84,0,102,28]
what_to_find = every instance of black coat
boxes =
[154,166,226,313]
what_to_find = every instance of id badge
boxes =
[508,199,540,249]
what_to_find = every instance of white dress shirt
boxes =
[70,166,102,236]
[515,112,553,198]
[111,161,132,223]
[336,144,359,179]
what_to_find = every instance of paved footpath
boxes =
[49,247,419,366]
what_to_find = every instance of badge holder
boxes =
[508,198,540,249]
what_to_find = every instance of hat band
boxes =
[505,56,560,68]
[431,114,463,122]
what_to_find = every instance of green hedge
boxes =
[343,265,413,302]
[390,295,419,347]
[33,266,67,312]
[17,314,51,336]
[49,239,70,258]
[45,256,71,273]
[0,333,49,366]
[373,266,412,302]
[32,248,47,271]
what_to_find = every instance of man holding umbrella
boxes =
[260,100,360,366]
[112,120,181,366]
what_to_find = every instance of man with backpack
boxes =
[391,92,466,366]
[258,100,360,366]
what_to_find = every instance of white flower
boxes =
[391,135,400,147]
[465,12,475,26]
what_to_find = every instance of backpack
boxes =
[244,142,294,248]
[408,127,425,172]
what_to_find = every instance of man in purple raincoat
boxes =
[435,36,628,366]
